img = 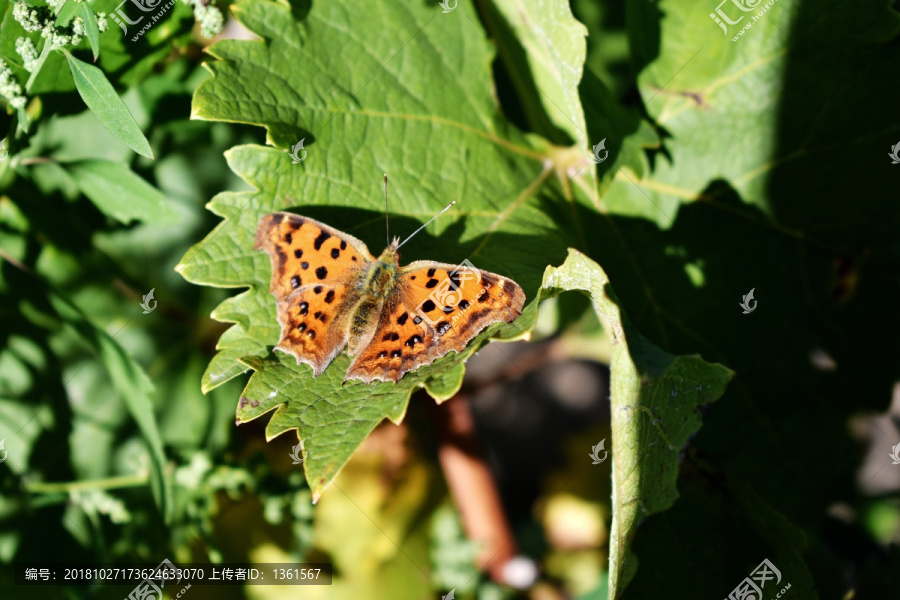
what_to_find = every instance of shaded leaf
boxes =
[46,285,171,522]
[67,159,180,225]
[541,250,732,596]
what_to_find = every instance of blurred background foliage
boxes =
[1,0,899,599]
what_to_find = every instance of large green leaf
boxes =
[599,0,900,596]
[542,250,732,594]
[179,5,731,581]
[178,0,659,499]
[487,0,589,147]
[616,0,900,228]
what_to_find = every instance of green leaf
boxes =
[615,0,900,228]
[541,250,732,597]
[63,51,154,159]
[486,0,589,147]
[55,0,79,24]
[181,0,600,497]
[67,160,180,225]
[179,0,725,517]
[81,4,101,62]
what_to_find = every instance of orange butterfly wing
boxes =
[255,212,374,375]
[345,261,525,383]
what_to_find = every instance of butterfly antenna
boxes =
[396,202,455,249]
[384,174,390,247]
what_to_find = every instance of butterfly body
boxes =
[255,211,525,383]
[347,246,400,354]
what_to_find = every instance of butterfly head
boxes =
[378,240,401,263]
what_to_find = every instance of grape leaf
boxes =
[178,0,730,524]
[542,250,732,594]
[178,0,594,499]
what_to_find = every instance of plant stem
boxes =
[23,473,149,494]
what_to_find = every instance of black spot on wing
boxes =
[382,332,400,341]
[436,322,451,336]
[285,232,293,244]
[294,249,303,258]
[314,286,323,294]
[290,275,301,289]
[378,351,387,358]
[425,278,439,289]
[459,299,470,310]
[301,261,309,269]
[271,214,284,225]
[405,335,423,347]
[324,290,335,303]
[316,266,328,280]
[340,240,347,250]
[331,248,340,259]
[397,313,408,325]
[297,322,307,332]
[390,350,402,358]
[299,302,309,316]
[421,300,436,312]
[427,268,436,277]
[314,230,331,251]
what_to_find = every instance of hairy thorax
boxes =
[348,247,399,354]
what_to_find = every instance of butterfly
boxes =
[254,206,525,384]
